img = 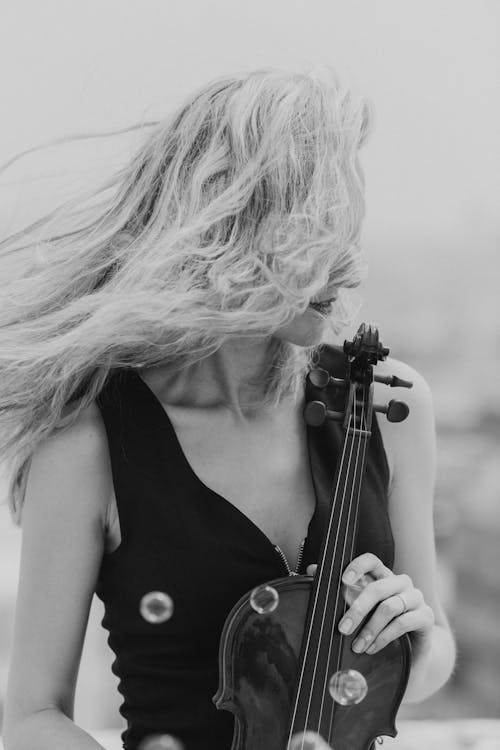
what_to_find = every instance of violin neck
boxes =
[290,429,370,732]
[313,428,369,624]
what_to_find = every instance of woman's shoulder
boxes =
[25,398,113,531]
[57,398,111,466]
[374,356,435,487]
[374,356,433,413]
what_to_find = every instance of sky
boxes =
[0,0,499,386]
[1,0,498,236]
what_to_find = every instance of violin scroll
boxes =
[343,323,389,364]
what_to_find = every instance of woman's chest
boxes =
[186,423,317,566]
[106,405,317,570]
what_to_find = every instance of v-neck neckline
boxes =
[128,368,321,570]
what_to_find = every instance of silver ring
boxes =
[396,593,408,615]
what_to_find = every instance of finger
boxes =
[338,574,414,637]
[290,731,333,750]
[342,553,392,586]
[350,589,424,653]
[364,606,434,655]
[342,572,377,606]
[306,564,317,576]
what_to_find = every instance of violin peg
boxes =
[307,368,331,389]
[304,401,327,426]
[374,400,410,423]
[307,368,347,390]
[304,401,344,426]
[374,374,413,389]
[386,400,410,422]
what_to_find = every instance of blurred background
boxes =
[0,0,499,746]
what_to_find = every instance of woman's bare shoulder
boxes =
[375,355,431,394]
[374,356,434,482]
[374,356,433,420]
[24,398,113,531]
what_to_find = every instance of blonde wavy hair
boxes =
[0,65,372,524]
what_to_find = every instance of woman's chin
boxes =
[275,310,328,347]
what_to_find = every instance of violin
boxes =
[214,324,413,750]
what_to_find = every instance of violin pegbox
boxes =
[304,324,414,428]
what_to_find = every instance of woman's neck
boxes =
[141,337,287,418]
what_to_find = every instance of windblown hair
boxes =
[0,65,372,524]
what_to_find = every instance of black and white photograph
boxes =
[0,2,498,749]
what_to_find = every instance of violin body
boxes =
[214,575,411,750]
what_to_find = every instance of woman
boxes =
[1,67,456,750]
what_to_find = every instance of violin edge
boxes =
[212,574,313,711]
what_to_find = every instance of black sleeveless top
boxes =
[94,345,394,750]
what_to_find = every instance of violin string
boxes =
[286,414,353,749]
[317,394,362,737]
[327,393,368,744]
[325,393,364,742]
[294,398,360,744]
[309,405,359,740]
[337,401,366,669]
[288,374,374,747]
[285,397,353,749]
[344,391,369,595]
[346,394,369,587]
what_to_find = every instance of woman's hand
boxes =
[306,552,435,657]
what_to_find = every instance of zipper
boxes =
[274,537,306,576]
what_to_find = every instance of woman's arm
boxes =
[3,710,107,750]
[2,402,113,750]
[371,358,457,701]
[326,358,456,704]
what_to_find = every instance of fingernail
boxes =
[366,643,377,654]
[339,617,353,634]
[343,570,357,584]
[352,637,365,653]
